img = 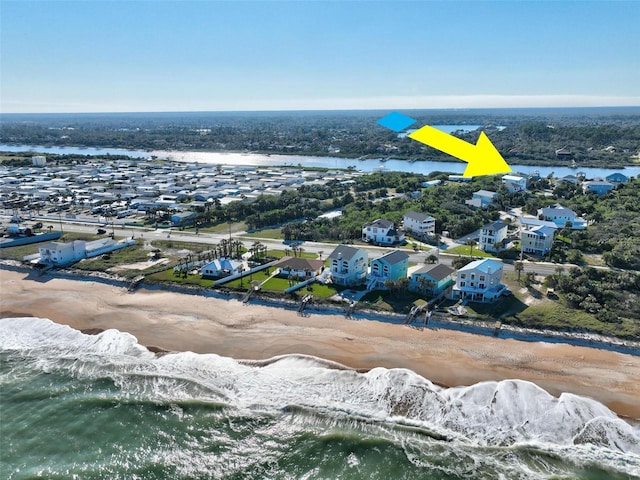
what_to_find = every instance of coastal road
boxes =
[7,215,584,278]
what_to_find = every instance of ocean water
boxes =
[1,318,639,480]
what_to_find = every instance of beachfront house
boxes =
[201,258,243,278]
[403,211,436,237]
[274,256,325,280]
[583,180,615,195]
[367,250,409,291]
[479,220,508,252]
[328,245,368,287]
[502,174,527,192]
[362,218,405,246]
[465,190,498,209]
[540,203,586,229]
[409,263,454,297]
[37,238,135,267]
[451,259,505,302]
[38,240,86,266]
[521,225,556,256]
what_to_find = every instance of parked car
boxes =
[97,228,107,235]
[32,222,43,230]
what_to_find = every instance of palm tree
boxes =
[417,276,435,296]
[466,238,477,257]
[514,261,524,282]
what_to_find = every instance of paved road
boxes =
[3,214,589,278]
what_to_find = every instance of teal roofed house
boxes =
[367,250,409,291]
[409,263,454,297]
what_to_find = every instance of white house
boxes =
[540,203,586,229]
[502,174,527,192]
[521,225,556,256]
[328,245,368,287]
[32,156,47,167]
[403,211,436,237]
[362,218,405,245]
[465,190,498,209]
[38,240,86,266]
[479,221,508,252]
[451,259,506,302]
[201,258,243,278]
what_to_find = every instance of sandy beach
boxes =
[2,267,639,419]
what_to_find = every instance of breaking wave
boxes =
[2,317,640,478]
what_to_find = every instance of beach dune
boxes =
[2,268,639,419]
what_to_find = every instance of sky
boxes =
[1,0,639,113]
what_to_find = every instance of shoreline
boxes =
[2,267,640,420]
[3,261,638,355]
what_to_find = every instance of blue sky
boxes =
[2,1,639,113]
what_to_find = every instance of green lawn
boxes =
[74,240,149,275]
[446,245,496,257]
[146,268,215,287]
[242,228,284,239]
[150,240,216,252]
[265,250,321,260]
[199,222,247,234]
[359,289,426,313]
[0,232,103,261]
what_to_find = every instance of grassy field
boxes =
[199,222,247,234]
[150,240,216,252]
[146,268,215,287]
[242,228,284,239]
[0,232,103,261]
[359,290,426,313]
[73,240,150,276]
[446,245,496,258]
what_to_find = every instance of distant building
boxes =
[409,263,454,296]
[32,156,46,167]
[403,211,436,237]
[555,148,573,159]
[421,180,441,188]
[502,174,527,192]
[451,259,505,302]
[328,245,368,287]
[367,250,409,290]
[170,211,197,227]
[540,203,586,229]
[448,175,472,182]
[521,225,556,256]
[556,174,578,185]
[465,190,498,209]
[362,218,405,245]
[605,172,629,184]
[38,240,86,266]
[583,179,615,195]
[479,221,508,252]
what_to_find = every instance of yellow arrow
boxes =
[408,125,511,177]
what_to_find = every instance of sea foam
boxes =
[2,316,639,458]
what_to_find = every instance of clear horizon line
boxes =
[3,94,640,115]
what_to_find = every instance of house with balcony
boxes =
[540,203,586,229]
[328,245,368,287]
[451,259,505,302]
[479,221,508,252]
[403,211,436,237]
[465,190,498,209]
[502,174,527,192]
[367,250,409,291]
[362,218,405,245]
[409,263,454,297]
[521,225,556,256]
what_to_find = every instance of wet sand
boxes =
[2,268,639,419]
